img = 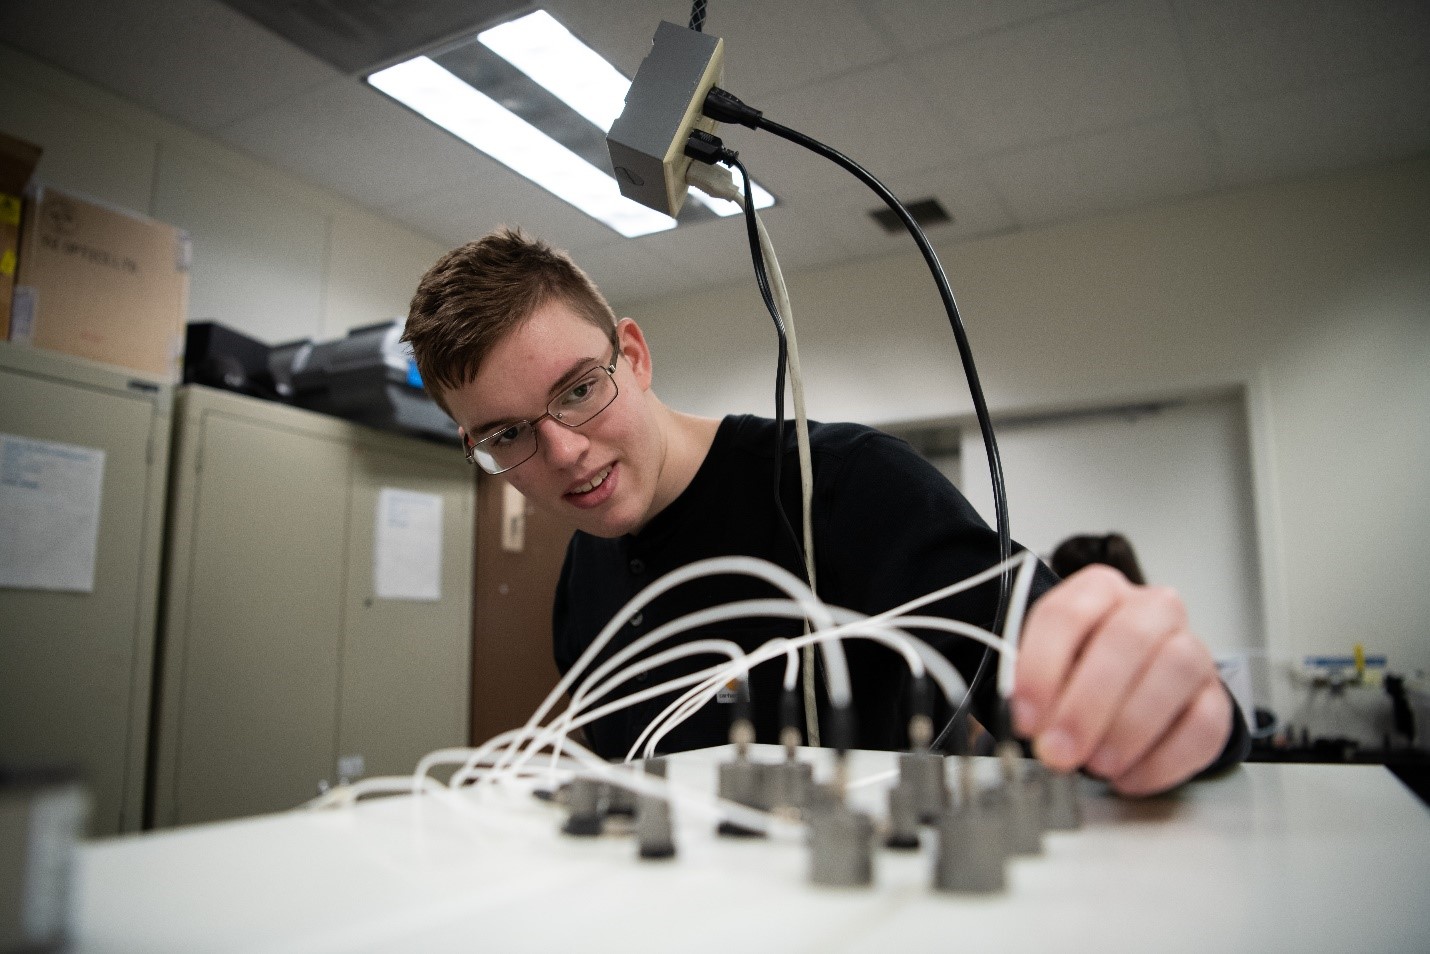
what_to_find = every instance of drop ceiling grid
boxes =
[0,0,340,132]
[211,74,495,212]
[0,0,1425,308]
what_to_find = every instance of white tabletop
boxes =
[74,747,1430,954]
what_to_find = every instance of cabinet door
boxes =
[161,408,347,825]
[0,352,169,835]
[336,445,473,781]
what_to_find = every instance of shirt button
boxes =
[629,558,645,574]
[630,612,644,627]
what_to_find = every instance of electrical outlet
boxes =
[607,20,724,217]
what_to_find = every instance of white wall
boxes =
[0,43,446,345]
[957,396,1263,659]
[629,157,1430,725]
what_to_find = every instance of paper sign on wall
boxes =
[0,433,106,592]
[374,487,442,601]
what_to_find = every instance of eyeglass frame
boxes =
[461,338,622,475]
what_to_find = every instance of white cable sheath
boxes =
[488,554,843,781]
[308,551,1042,834]
[686,159,827,744]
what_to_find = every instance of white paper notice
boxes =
[0,434,107,592]
[374,487,442,601]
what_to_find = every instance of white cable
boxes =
[997,548,1043,697]
[326,552,1046,841]
[505,550,1037,784]
[304,774,447,810]
[488,554,844,782]
[687,159,826,744]
[556,601,798,739]
[536,637,744,776]
[635,617,975,761]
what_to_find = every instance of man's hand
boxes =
[1010,565,1231,796]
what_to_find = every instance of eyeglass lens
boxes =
[470,365,618,474]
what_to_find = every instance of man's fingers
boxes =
[1012,565,1130,738]
[1084,629,1216,780]
[1028,584,1186,772]
[1106,679,1231,797]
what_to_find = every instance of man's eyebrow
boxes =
[470,354,602,436]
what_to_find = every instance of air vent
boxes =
[869,198,952,234]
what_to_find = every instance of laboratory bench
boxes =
[68,745,1430,954]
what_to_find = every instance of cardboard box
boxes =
[0,132,43,339]
[11,184,190,381]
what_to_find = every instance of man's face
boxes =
[442,299,668,537]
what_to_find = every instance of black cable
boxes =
[725,153,808,581]
[688,0,708,32]
[705,89,1014,751]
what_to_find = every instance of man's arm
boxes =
[1011,564,1241,796]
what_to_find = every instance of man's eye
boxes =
[490,425,523,447]
[562,379,597,404]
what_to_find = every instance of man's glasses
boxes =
[463,341,621,475]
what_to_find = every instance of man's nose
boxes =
[537,417,588,466]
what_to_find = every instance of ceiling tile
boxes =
[864,0,1099,52]
[988,113,1217,226]
[747,60,980,184]
[1174,0,1430,107]
[786,163,1018,258]
[568,239,695,312]
[212,76,495,210]
[909,0,1193,156]
[0,0,339,132]
[386,164,621,250]
[546,0,896,100]
[1213,64,1430,186]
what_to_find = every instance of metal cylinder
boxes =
[884,783,921,850]
[933,797,1008,894]
[897,750,950,823]
[561,778,604,837]
[809,807,874,887]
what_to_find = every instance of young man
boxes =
[405,228,1248,796]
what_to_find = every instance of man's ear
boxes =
[616,317,654,390]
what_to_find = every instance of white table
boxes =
[74,747,1430,953]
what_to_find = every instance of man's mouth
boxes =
[569,466,612,495]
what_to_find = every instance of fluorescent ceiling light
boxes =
[478,10,629,133]
[477,10,774,219]
[370,10,774,234]
[368,57,675,238]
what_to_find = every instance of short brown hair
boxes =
[403,227,617,412]
[1049,533,1147,585]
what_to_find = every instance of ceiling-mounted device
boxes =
[607,21,726,218]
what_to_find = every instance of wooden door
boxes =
[470,473,572,745]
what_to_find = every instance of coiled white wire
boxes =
[304,550,1040,832]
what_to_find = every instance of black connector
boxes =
[907,674,935,750]
[828,704,858,755]
[683,128,737,167]
[702,86,762,128]
[729,677,753,726]
[991,697,1016,744]
[780,687,802,734]
[909,674,933,721]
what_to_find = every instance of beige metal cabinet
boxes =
[0,343,172,836]
[151,385,473,827]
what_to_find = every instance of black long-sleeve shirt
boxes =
[553,414,1056,755]
[553,414,1248,771]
